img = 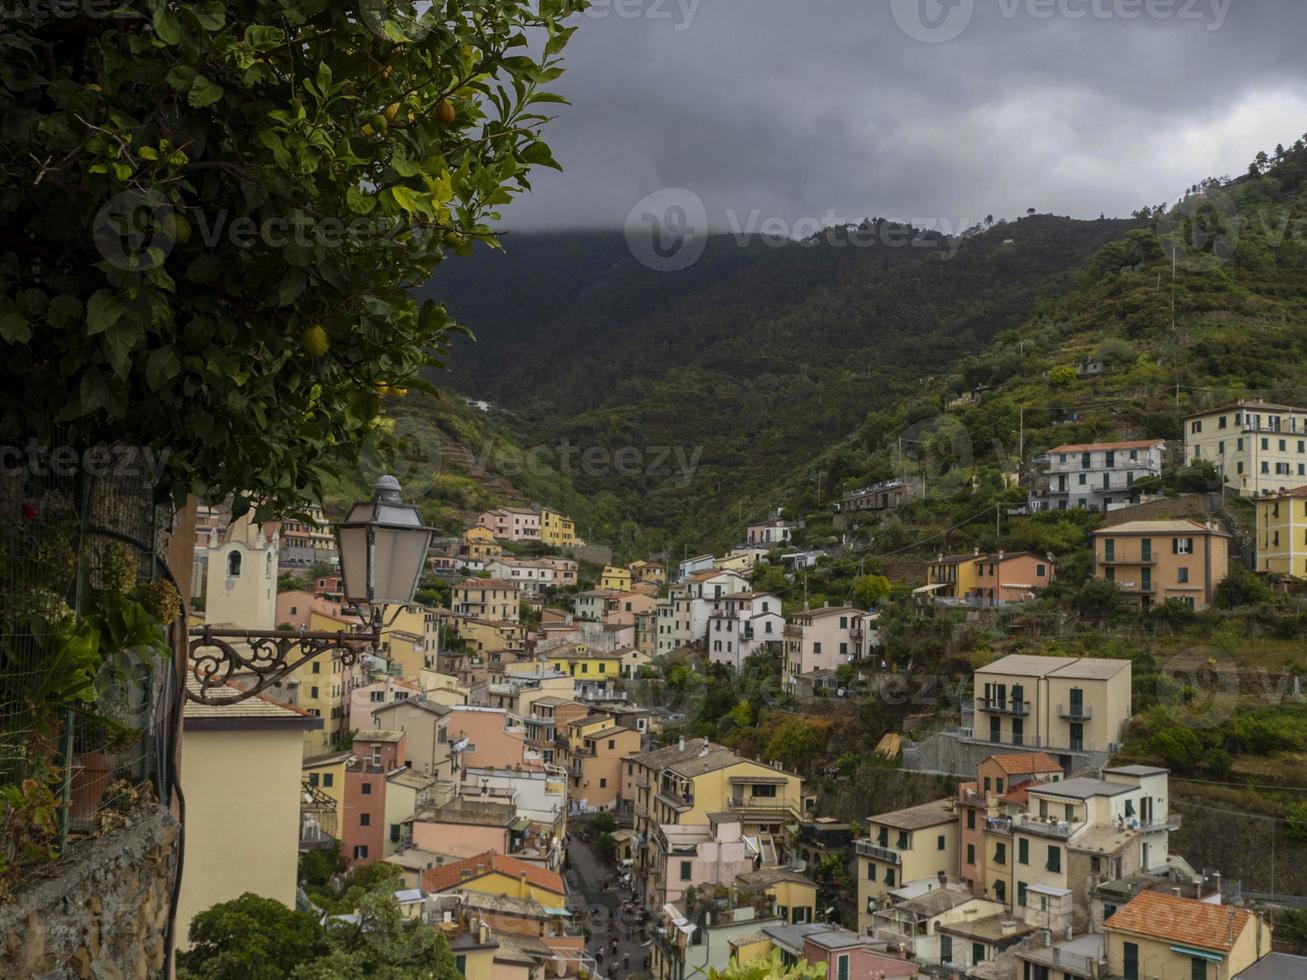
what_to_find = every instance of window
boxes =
[1036,564,1046,578]
[1190,958,1207,980]
[360,813,370,827]
[994,842,1006,866]
[937,834,946,851]
[390,824,401,843]
[599,778,607,788]
[1017,881,1027,908]
[966,843,975,865]
[311,661,320,674]
[836,954,849,980]
[973,942,985,964]
[362,783,372,795]
[322,773,333,788]
[1174,537,1194,555]
[1018,838,1029,865]
[996,778,1004,794]
[310,686,319,699]
[353,845,368,860]
[1046,845,1061,872]
[1178,567,1190,584]
[227,551,242,577]
[1191,421,1202,434]
[884,867,895,886]
[994,880,1006,903]
[896,831,909,849]
[967,809,976,830]
[867,863,877,880]
[680,860,692,881]
[941,935,953,965]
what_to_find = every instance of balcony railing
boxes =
[1015,815,1082,839]
[975,698,1031,716]
[1058,703,1092,721]
[855,841,902,864]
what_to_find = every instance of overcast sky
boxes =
[501,0,1307,233]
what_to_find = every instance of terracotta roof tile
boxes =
[988,752,1063,776]
[1104,890,1253,952]
[420,852,565,897]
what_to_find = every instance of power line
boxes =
[1180,771,1307,799]
[869,503,1000,560]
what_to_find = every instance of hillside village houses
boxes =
[923,550,1057,606]
[169,493,1300,980]
[1185,399,1307,497]
[1091,519,1231,611]
[1028,439,1166,513]
[1254,485,1307,577]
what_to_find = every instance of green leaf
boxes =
[86,289,124,336]
[145,347,181,391]
[153,6,182,45]
[390,185,421,215]
[193,0,225,30]
[0,312,30,343]
[102,319,143,379]
[188,75,224,109]
[278,271,307,306]
[315,62,333,97]
[346,185,377,215]
[245,25,286,51]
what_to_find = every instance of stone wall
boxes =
[1,804,179,979]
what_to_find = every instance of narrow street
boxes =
[565,826,652,979]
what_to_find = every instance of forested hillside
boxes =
[422,216,1139,549]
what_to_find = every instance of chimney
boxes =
[1001,920,1018,937]
[678,736,686,752]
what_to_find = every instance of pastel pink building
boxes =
[652,817,758,908]
[347,677,420,732]
[444,707,529,770]
[476,507,541,542]
[276,589,343,630]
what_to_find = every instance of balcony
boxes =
[1014,815,1082,839]
[1137,813,1183,832]
[975,698,1031,716]
[855,840,902,865]
[300,781,339,851]
[1058,703,1092,721]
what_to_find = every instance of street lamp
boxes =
[187,476,434,705]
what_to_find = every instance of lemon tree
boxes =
[0,0,585,516]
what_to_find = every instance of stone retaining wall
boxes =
[1,804,179,979]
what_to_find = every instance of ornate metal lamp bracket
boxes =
[186,623,380,705]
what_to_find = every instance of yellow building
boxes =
[1184,399,1307,498]
[453,578,520,623]
[1255,486,1307,577]
[600,565,633,592]
[1104,890,1271,980]
[628,738,805,905]
[562,715,641,812]
[302,749,351,811]
[630,560,666,586]
[461,525,503,561]
[926,552,981,599]
[1091,519,1231,611]
[735,868,819,925]
[540,507,579,549]
[856,798,959,928]
[177,680,321,948]
[972,653,1133,757]
[295,609,356,755]
[545,647,625,683]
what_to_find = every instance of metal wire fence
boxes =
[0,396,177,895]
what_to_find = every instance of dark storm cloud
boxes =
[502,0,1307,233]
